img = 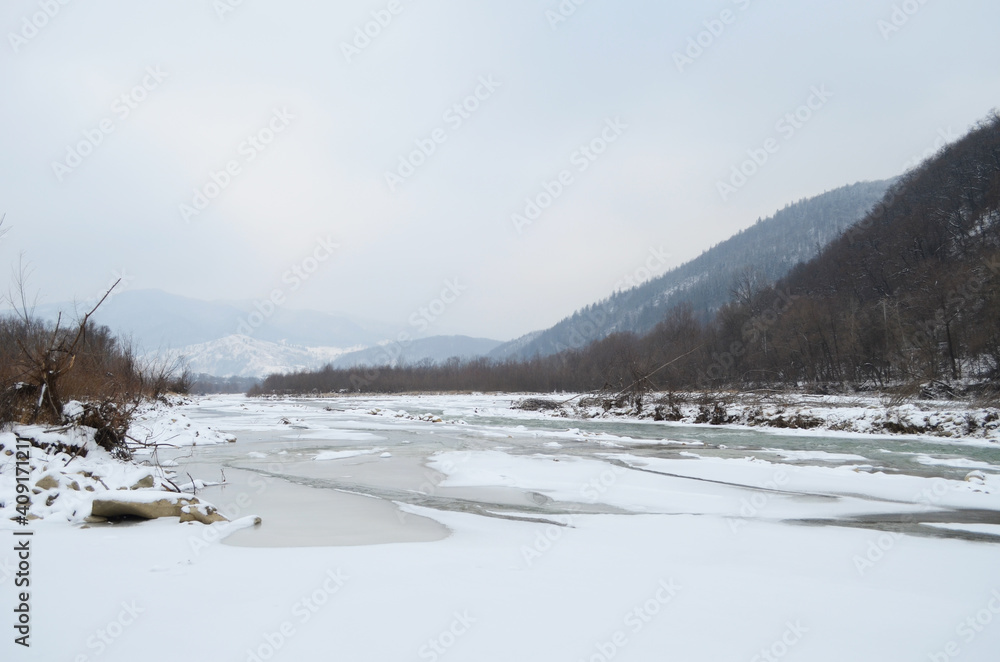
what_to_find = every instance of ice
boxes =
[3,392,999,661]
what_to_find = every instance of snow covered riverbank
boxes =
[2,394,999,661]
[512,391,1000,444]
[0,398,235,526]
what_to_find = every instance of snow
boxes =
[914,454,996,469]
[511,391,1000,444]
[155,334,361,379]
[760,449,869,462]
[129,398,236,447]
[2,393,999,661]
[314,449,378,461]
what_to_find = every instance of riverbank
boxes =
[512,391,1000,444]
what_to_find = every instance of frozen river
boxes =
[179,395,1000,549]
[15,393,1000,662]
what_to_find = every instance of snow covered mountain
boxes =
[331,336,504,369]
[24,291,506,378]
[165,335,359,379]
[28,289,394,350]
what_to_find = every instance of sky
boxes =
[1,0,998,343]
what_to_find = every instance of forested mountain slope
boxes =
[492,180,892,360]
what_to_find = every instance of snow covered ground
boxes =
[524,391,1000,443]
[2,393,1000,661]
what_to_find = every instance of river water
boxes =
[168,395,1000,548]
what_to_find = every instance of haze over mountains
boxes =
[25,290,503,378]
[253,112,1000,396]
[22,178,895,379]
[489,180,893,361]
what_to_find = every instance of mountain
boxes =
[27,289,393,351]
[331,336,504,369]
[490,179,893,360]
[759,114,1000,385]
[166,335,359,379]
[20,290,507,378]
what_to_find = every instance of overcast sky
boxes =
[1,0,998,342]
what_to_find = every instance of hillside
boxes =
[492,180,892,360]
[331,336,503,369]
[753,113,1000,387]
[163,335,359,379]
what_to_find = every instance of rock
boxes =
[91,494,229,524]
[130,475,156,490]
[45,494,59,506]
[84,515,108,524]
[67,480,81,491]
[35,475,60,491]
[965,470,987,484]
[179,504,228,525]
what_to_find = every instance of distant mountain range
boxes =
[162,335,359,379]
[331,336,502,369]
[27,289,394,350]
[22,290,503,378]
[16,179,895,378]
[171,334,503,378]
[489,179,894,361]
